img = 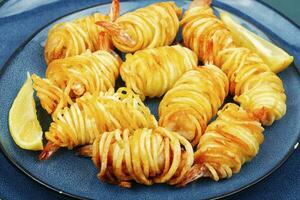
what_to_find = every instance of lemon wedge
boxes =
[220,12,294,73]
[9,73,43,150]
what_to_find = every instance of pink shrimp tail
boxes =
[76,145,93,157]
[96,21,136,46]
[189,0,212,9]
[39,141,60,161]
[177,164,210,187]
[109,0,120,22]
[98,31,112,51]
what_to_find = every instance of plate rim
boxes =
[0,0,299,199]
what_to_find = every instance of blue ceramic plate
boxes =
[0,0,299,199]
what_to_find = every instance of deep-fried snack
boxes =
[78,127,193,187]
[97,1,182,52]
[159,65,228,146]
[39,88,157,160]
[181,0,286,125]
[44,0,119,64]
[179,103,264,186]
[121,45,198,99]
[32,50,121,114]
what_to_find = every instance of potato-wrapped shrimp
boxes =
[44,0,119,64]
[179,103,264,186]
[39,87,157,160]
[32,50,121,114]
[97,2,182,53]
[181,0,286,126]
[78,127,194,188]
[159,65,228,146]
[121,45,198,99]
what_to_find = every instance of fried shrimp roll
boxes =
[120,45,198,99]
[181,0,286,125]
[32,50,121,114]
[159,65,228,146]
[97,1,182,53]
[78,127,194,187]
[44,0,119,64]
[179,103,264,186]
[39,88,157,160]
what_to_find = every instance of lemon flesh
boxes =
[9,73,43,150]
[221,12,294,73]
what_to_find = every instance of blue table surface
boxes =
[0,0,299,199]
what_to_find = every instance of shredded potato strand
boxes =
[45,13,112,64]
[181,6,286,125]
[45,88,157,148]
[121,45,198,98]
[32,50,120,114]
[111,2,182,52]
[159,65,229,146]
[92,127,193,187]
[194,103,264,181]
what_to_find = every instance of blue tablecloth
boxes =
[0,0,299,199]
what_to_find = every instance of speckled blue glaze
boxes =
[0,0,299,199]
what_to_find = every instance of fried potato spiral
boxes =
[89,127,193,187]
[121,45,198,99]
[159,65,228,146]
[181,5,286,125]
[97,1,182,53]
[44,88,157,150]
[32,50,121,114]
[179,103,264,185]
[195,103,264,181]
[45,13,110,64]
[31,75,73,114]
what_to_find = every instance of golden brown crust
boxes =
[120,45,198,99]
[102,2,182,52]
[33,50,120,114]
[44,13,111,64]
[159,65,229,146]
[194,103,264,181]
[45,88,157,149]
[181,6,286,126]
[92,127,193,187]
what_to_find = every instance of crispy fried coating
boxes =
[90,127,193,187]
[98,2,182,53]
[32,50,120,114]
[181,5,286,125]
[121,45,197,99]
[44,88,157,149]
[159,65,228,146]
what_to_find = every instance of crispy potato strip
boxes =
[181,4,286,125]
[32,50,120,114]
[98,2,182,53]
[40,88,157,160]
[159,65,228,146]
[91,127,193,187]
[121,45,198,99]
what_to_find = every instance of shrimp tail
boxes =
[189,0,212,9]
[39,141,60,161]
[76,145,93,157]
[96,21,136,46]
[109,0,120,22]
[118,181,132,188]
[176,164,210,187]
[97,31,122,64]
[98,31,112,51]
[252,107,273,126]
